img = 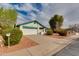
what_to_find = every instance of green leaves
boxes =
[4,28,23,46]
[46,28,53,35]
[49,14,64,31]
[0,8,22,46]
[0,8,17,24]
[0,8,17,34]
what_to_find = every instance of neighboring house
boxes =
[66,28,76,35]
[69,24,79,32]
[16,20,47,35]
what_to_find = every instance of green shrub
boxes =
[46,28,53,35]
[3,28,23,46]
[57,29,67,36]
[0,29,2,34]
[53,29,59,33]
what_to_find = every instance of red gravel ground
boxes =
[46,33,74,42]
[47,33,70,39]
[49,33,67,39]
[48,33,74,39]
[0,36,38,55]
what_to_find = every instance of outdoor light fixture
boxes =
[6,33,11,48]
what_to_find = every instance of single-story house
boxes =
[16,20,47,35]
[66,28,76,35]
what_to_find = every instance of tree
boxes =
[0,8,17,34]
[0,8,23,46]
[58,16,64,28]
[49,14,64,32]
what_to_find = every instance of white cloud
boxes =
[0,3,13,8]
[37,3,79,27]
[1,3,79,28]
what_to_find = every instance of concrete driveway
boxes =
[2,35,79,56]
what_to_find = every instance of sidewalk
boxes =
[3,35,79,56]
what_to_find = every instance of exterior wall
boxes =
[21,28,38,35]
[20,25,45,35]
[19,21,46,35]
[67,30,76,36]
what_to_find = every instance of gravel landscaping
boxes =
[0,36,38,55]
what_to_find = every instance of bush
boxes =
[57,29,67,36]
[46,28,53,35]
[3,28,23,46]
[53,29,59,33]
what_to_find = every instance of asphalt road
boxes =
[56,38,79,56]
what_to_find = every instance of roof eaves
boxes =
[16,20,48,28]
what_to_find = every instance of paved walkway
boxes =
[2,35,79,56]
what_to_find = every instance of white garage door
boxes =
[22,29,37,35]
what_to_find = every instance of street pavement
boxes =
[56,38,79,56]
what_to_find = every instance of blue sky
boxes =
[0,3,79,28]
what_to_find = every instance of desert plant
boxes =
[0,8,17,33]
[57,29,67,36]
[53,29,59,33]
[46,28,53,35]
[49,14,64,31]
[3,28,23,46]
[0,8,18,46]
